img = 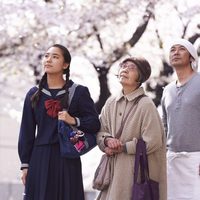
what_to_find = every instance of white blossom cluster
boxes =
[0,0,199,119]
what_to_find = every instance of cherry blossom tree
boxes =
[0,0,199,115]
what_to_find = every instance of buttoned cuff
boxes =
[97,132,112,151]
[125,138,138,154]
[104,136,113,146]
[123,144,127,153]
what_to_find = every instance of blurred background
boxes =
[0,0,200,199]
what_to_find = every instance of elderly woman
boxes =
[96,57,167,200]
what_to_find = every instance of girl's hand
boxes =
[21,169,28,185]
[58,110,76,125]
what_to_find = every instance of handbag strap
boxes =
[115,94,146,139]
[134,139,156,200]
[68,83,78,107]
[134,139,150,183]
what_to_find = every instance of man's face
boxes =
[169,44,191,68]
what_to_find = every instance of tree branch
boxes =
[111,2,154,63]
[93,25,104,51]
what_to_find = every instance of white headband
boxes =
[170,39,198,71]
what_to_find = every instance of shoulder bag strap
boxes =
[134,139,144,183]
[68,83,78,107]
[115,94,146,139]
[134,139,150,182]
[141,138,150,180]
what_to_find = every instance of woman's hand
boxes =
[104,147,115,156]
[21,168,28,185]
[105,138,123,153]
[58,110,76,125]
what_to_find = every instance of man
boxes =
[161,38,200,200]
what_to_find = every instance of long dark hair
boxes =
[31,44,71,109]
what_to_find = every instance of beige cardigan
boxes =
[96,87,167,200]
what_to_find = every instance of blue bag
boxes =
[58,120,97,158]
[58,83,97,158]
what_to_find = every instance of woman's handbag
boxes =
[92,154,111,190]
[132,139,159,200]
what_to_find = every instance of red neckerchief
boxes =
[45,99,61,118]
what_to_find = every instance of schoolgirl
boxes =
[18,44,100,200]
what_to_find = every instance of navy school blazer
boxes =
[18,80,100,165]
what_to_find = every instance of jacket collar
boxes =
[116,87,145,102]
[41,80,74,97]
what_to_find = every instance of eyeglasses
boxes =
[119,62,137,71]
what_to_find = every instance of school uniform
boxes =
[18,80,100,200]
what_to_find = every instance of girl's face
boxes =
[42,47,68,75]
[118,61,140,88]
